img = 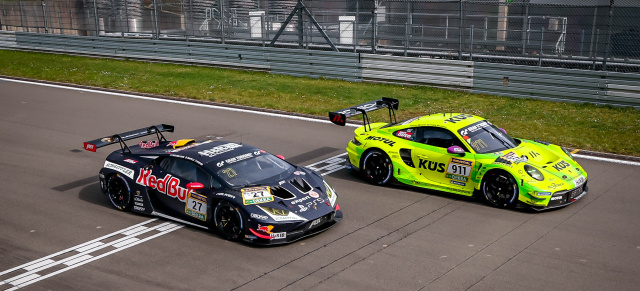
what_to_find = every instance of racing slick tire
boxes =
[213,200,245,241]
[105,174,133,211]
[481,170,519,208]
[361,149,393,186]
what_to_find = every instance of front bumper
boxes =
[531,183,589,211]
[243,209,343,245]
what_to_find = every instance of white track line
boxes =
[0,78,359,127]
[573,154,640,167]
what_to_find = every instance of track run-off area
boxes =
[1,78,639,290]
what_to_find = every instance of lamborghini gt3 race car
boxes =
[84,124,342,244]
[329,98,588,210]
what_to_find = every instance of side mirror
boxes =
[276,155,285,160]
[187,182,205,191]
[447,146,466,156]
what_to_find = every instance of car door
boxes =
[410,127,477,192]
[153,157,220,221]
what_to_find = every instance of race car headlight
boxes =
[561,147,574,160]
[323,180,338,207]
[524,164,544,181]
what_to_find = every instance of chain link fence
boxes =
[1,0,639,71]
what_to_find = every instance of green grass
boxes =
[2,49,639,156]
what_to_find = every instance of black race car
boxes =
[84,124,342,244]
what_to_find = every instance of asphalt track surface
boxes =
[1,78,640,291]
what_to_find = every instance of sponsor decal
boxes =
[395,130,413,140]
[136,169,191,202]
[550,196,563,201]
[444,113,473,124]
[502,152,528,163]
[459,121,489,136]
[552,160,571,171]
[216,193,236,199]
[310,218,322,228]
[104,161,135,180]
[450,180,466,186]
[574,176,586,187]
[529,151,540,158]
[334,102,378,116]
[253,224,286,239]
[257,224,274,233]
[418,159,445,173]
[250,213,269,220]
[293,171,306,176]
[134,196,144,203]
[270,232,286,239]
[84,142,97,152]
[242,186,274,205]
[308,191,320,198]
[259,206,307,221]
[547,182,564,190]
[290,196,312,205]
[450,158,473,167]
[139,140,159,149]
[221,168,237,179]
[364,136,396,147]
[297,198,324,212]
[134,202,144,207]
[198,143,242,157]
[469,139,489,150]
[123,159,137,164]
[133,206,145,211]
[185,192,207,221]
[223,153,254,165]
[446,173,468,182]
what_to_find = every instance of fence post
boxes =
[152,0,159,39]
[470,25,474,61]
[602,0,614,71]
[539,27,544,66]
[521,3,529,55]
[93,0,98,36]
[371,3,377,53]
[458,0,465,60]
[220,0,225,44]
[18,0,24,31]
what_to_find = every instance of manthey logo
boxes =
[136,169,190,202]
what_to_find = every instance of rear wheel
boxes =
[361,149,393,186]
[213,200,244,241]
[481,171,519,208]
[106,174,132,211]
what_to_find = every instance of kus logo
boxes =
[136,169,190,202]
[364,136,396,147]
[552,160,571,171]
[418,159,445,173]
[444,113,473,124]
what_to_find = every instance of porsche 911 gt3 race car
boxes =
[84,124,342,244]
[330,98,588,210]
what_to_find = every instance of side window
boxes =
[416,127,466,149]
[159,157,221,189]
[393,128,417,141]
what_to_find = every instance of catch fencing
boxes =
[1,0,639,72]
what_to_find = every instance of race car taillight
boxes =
[351,136,362,146]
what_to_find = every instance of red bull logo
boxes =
[136,169,190,202]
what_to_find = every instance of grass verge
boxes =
[1,49,639,156]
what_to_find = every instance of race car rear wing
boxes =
[329,97,399,131]
[83,124,174,154]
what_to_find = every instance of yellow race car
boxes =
[330,98,587,210]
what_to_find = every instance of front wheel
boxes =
[361,150,393,186]
[213,200,244,241]
[481,171,519,208]
[106,174,132,211]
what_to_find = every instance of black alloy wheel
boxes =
[361,150,393,186]
[481,171,519,208]
[106,174,132,211]
[213,200,244,241]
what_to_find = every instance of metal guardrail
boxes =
[361,54,473,89]
[2,32,640,108]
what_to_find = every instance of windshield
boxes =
[212,153,295,188]
[458,120,518,154]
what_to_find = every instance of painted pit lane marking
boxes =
[0,153,348,289]
[0,219,183,290]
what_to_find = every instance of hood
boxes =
[491,140,586,186]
